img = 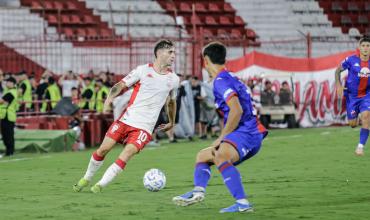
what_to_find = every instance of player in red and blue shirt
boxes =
[335,36,370,156]
[173,42,267,213]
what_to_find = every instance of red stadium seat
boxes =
[230,29,242,38]
[83,15,95,24]
[31,1,42,10]
[76,28,86,37]
[61,15,71,24]
[365,2,370,12]
[246,28,257,39]
[195,3,207,12]
[358,15,368,25]
[208,3,220,12]
[54,1,64,11]
[190,15,202,25]
[223,3,235,13]
[87,28,98,38]
[66,2,77,11]
[179,3,192,13]
[217,29,228,38]
[202,29,214,37]
[205,16,217,25]
[63,28,75,38]
[165,3,176,12]
[48,14,58,25]
[100,29,112,38]
[341,15,352,25]
[347,2,360,13]
[219,16,232,25]
[43,1,54,10]
[234,16,244,25]
[70,15,81,24]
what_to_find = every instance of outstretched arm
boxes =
[103,81,128,113]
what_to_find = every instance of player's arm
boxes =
[220,96,243,138]
[335,57,350,97]
[335,66,345,86]
[166,96,177,126]
[103,81,128,113]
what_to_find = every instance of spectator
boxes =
[80,77,95,110]
[261,80,276,106]
[41,77,61,112]
[95,79,110,113]
[58,70,82,98]
[0,77,17,158]
[17,71,32,112]
[279,81,293,105]
[166,73,187,143]
[191,76,205,138]
[71,87,80,106]
[35,70,52,111]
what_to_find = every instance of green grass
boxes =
[1,127,370,220]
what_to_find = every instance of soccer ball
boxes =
[143,168,166,192]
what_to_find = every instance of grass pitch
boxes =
[1,127,370,220]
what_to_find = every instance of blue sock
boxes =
[194,162,211,189]
[360,128,369,145]
[218,161,246,200]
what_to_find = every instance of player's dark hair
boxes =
[202,42,226,65]
[154,39,174,58]
[359,36,370,44]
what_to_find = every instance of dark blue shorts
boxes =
[222,129,263,166]
[346,94,370,120]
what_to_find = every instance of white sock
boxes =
[97,163,123,187]
[357,144,364,149]
[193,186,205,193]
[237,199,249,205]
[83,156,104,181]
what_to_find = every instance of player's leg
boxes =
[73,136,117,192]
[90,125,151,193]
[91,143,138,193]
[214,143,252,213]
[172,147,214,206]
[356,99,370,155]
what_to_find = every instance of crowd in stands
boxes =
[0,69,116,114]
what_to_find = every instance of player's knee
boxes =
[96,147,109,156]
[214,150,228,166]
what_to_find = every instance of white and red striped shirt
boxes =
[119,63,180,133]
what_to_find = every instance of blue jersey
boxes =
[342,54,370,98]
[213,69,266,136]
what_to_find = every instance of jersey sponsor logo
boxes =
[357,67,370,78]
[351,110,356,116]
[223,88,234,99]
[354,63,360,67]
[111,124,119,133]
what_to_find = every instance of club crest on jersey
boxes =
[357,67,370,78]
[147,73,153,78]
[351,110,356,116]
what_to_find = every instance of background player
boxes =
[73,39,179,193]
[172,42,267,213]
[335,36,370,156]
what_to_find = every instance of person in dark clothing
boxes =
[261,80,276,106]
[166,73,187,142]
[279,81,293,105]
[0,77,17,158]
[191,76,204,137]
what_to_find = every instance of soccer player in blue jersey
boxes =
[335,36,370,156]
[172,42,268,213]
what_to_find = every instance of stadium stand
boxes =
[156,0,260,46]
[226,0,358,57]
[84,0,184,38]
[317,0,370,36]
[19,0,119,42]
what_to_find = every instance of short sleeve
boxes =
[341,57,351,70]
[214,78,237,103]
[122,66,142,87]
[2,93,14,103]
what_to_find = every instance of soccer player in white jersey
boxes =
[73,39,180,193]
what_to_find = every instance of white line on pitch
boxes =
[0,155,52,163]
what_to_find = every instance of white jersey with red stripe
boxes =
[119,63,180,134]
